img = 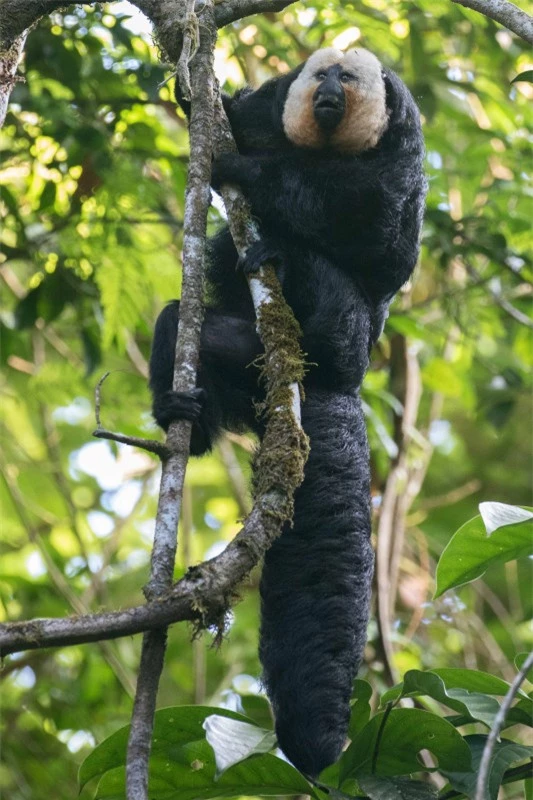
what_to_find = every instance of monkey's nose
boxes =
[313,80,345,130]
[314,91,343,109]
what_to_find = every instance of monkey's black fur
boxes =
[150,50,425,776]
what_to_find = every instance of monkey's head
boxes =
[282,48,389,154]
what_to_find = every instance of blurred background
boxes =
[0,1,531,797]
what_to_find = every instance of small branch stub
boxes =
[92,371,170,458]
[176,0,199,101]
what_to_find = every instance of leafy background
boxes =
[0,1,531,797]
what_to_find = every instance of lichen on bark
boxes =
[252,266,309,523]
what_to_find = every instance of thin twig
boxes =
[93,368,170,457]
[94,371,111,427]
[466,263,533,329]
[217,435,252,517]
[93,428,170,459]
[475,650,533,800]
[176,0,199,101]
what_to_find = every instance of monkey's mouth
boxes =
[313,98,345,130]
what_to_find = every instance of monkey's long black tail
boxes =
[259,388,374,777]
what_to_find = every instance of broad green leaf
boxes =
[430,669,524,697]
[479,502,533,534]
[359,776,438,800]
[238,694,275,729]
[441,734,533,800]
[81,706,314,799]
[435,505,533,597]
[79,706,251,789]
[339,708,471,782]
[94,754,315,800]
[380,670,500,728]
[203,715,276,776]
[383,668,523,703]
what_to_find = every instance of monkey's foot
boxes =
[152,388,206,431]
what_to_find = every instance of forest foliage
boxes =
[0,1,532,798]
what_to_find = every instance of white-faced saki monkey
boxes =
[150,46,426,776]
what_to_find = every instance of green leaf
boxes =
[79,706,248,789]
[422,358,465,397]
[435,504,533,597]
[39,181,57,211]
[383,668,523,704]
[80,706,315,799]
[380,670,500,728]
[515,652,533,682]
[359,776,438,799]
[430,669,523,697]
[503,698,533,729]
[479,502,533,534]
[511,70,533,84]
[14,286,41,329]
[203,715,276,777]
[349,680,373,739]
[238,694,275,730]
[441,734,533,800]
[339,708,471,782]
[94,754,315,800]
[80,325,102,375]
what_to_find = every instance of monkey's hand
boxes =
[211,153,261,192]
[152,388,207,431]
[237,239,283,275]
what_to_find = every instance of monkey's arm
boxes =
[211,151,424,300]
[150,302,263,453]
[211,151,376,235]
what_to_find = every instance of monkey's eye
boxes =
[340,71,356,83]
[315,71,327,81]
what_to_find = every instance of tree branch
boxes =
[93,428,170,458]
[0,6,309,797]
[125,3,216,795]
[0,504,286,656]
[0,32,26,126]
[465,263,533,329]
[0,0,298,53]
[451,0,533,44]
[214,0,297,28]
[475,650,533,800]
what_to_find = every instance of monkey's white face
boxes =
[282,47,389,154]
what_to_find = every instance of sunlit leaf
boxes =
[203,715,276,776]
[435,505,533,597]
